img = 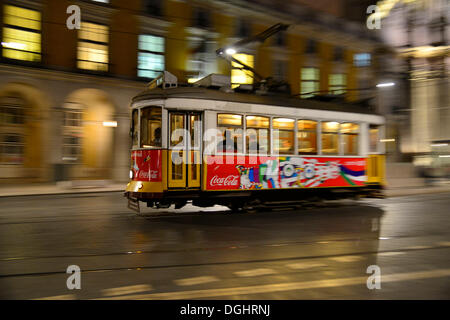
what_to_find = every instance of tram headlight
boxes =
[129,170,134,179]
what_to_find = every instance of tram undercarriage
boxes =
[125,185,384,213]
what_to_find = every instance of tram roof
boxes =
[132,86,378,115]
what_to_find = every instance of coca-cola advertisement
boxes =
[205,155,367,190]
[131,149,162,182]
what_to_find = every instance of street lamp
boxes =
[225,48,236,55]
[376,82,395,88]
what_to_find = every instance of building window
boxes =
[77,22,109,71]
[0,95,26,164]
[300,67,319,98]
[274,31,286,47]
[273,118,295,155]
[141,106,162,148]
[246,116,269,154]
[192,8,210,29]
[354,53,371,67]
[0,133,24,164]
[231,54,254,88]
[297,120,317,155]
[273,60,287,81]
[186,37,216,82]
[333,46,344,61]
[144,0,163,16]
[321,121,339,155]
[217,114,243,153]
[2,5,41,62]
[236,20,250,38]
[329,73,346,95]
[62,108,83,162]
[305,39,317,54]
[138,35,165,79]
[341,123,359,155]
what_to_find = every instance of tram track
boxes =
[1,243,449,279]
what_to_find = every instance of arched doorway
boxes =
[0,83,49,182]
[62,89,116,180]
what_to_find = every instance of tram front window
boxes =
[131,109,139,148]
[140,106,162,148]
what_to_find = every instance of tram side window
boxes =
[131,109,139,148]
[217,114,243,153]
[140,106,162,148]
[273,118,295,155]
[246,116,269,154]
[369,125,379,153]
[298,120,317,154]
[321,121,339,154]
[341,123,359,155]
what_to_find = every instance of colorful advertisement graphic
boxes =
[206,156,366,190]
[131,149,162,182]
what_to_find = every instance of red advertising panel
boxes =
[131,149,162,182]
[206,155,366,190]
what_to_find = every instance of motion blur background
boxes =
[0,0,448,187]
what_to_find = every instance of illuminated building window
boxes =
[77,22,109,71]
[0,95,26,164]
[231,54,254,89]
[138,35,165,79]
[217,114,243,153]
[186,37,216,82]
[1,5,41,62]
[321,121,339,155]
[329,73,346,95]
[246,116,269,154]
[273,118,295,155]
[297,120,317,155]
[354,53,371,67]
[300,67,319,98]
[341,123,359,155]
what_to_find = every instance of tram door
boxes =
[168,111,202,189]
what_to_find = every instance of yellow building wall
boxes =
[319,42,332,95]
[164,0,191,81]
[346,49,358,102]
[43,0,77,69]
[214,13,234,76]
[288,33,304,96]
[111,0,140,78]
[254,23,271,80]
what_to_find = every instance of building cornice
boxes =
[0,64,146,90]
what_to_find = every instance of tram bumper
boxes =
[124,181,164,200]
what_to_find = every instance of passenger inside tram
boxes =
[152,127,161,146]
[217,129,237,152]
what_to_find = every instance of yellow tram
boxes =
[125,72,385,212]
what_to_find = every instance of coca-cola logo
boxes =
[138,170,160,180]
[210,175,239,187]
